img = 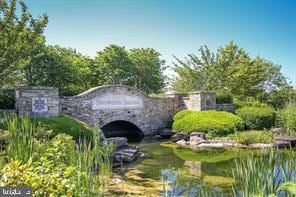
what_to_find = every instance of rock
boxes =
[106,137,128,149]
[275,135,296,146]
[195,143,225,148]
[171,132,190,142]
[249,143,273,148]
[274,140,291,148]
[190,136,208,146]
[152,135,161,139]
[113,146,139,163]
[159,128,172,137]
[176,139,187,146]
[270,128,286,135]
[190,132,206,140]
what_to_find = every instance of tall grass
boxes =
[71,125,114,196]
[5,114,36,163]
[232,148,296,197]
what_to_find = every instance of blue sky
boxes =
[25,0,296,84]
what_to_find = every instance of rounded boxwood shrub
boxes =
[236,106,275,130]
[172,110,244,137]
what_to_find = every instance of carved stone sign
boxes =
[92,93,143,110]
[32,97,48,112]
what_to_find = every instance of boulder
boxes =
[275,135,296,146]
[106,137,128,149]
[159,128,173,138]
[249,143,273,148]
[171,132,190,142]
[190,136,208,146]
[190,132,206,140]
[176,139,187,146]
[270,128,285,135]
[274,140,291,148]
[113,146,139,163]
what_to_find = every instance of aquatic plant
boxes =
[5,114,36,163]
[232,148,296,197]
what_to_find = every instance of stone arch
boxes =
[101,120,144,142]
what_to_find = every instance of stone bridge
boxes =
[14,85,231,138]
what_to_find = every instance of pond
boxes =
[108,137,296,196]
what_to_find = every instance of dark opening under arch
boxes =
[101,121,144,142]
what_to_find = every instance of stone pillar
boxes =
[16,87,59,117]
[188,91,216,111]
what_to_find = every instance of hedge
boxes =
[172,110,244,138]
[236,106,275,130]
[277,103,296,136]
[216,91,234,104]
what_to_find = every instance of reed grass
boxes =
[5,114,36,163]
[232,148,296,197]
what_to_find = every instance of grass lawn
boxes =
[34,115,94,140]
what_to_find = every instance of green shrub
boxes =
[0,158,77,196]
[234,130,275,145]
[236,106,275,130]
[172,110,244,137]
[216,90,234,104]
[277,103,296,136]
[34,115,93,141]
[0,93,15,109]
[173,110,195,121]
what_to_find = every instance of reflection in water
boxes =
[109,137,296,196]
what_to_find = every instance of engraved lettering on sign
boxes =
[92,93,143,110]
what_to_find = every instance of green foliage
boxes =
[234,130,275,145]
[277,102,296,136]
[236,105,275,130]
[0,116,114,196]
[172,42,287,101]
[129,48,166,94]
[0,158,77,196]
[0,129,8,148]
[93,44,134,86]
[172,110,244,137]
[34,115,93,141]
[0,93,14,109]
[232,148,296,196]
[0,0,48,87]
[5,114,36,162]
[173,110,195,121]
[278,182,296,195]
[216,90,234,104]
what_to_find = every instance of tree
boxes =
[0,0,48,87]
[172,41,287,100]
[24,45,85,96]
[93,44,134,86]
[129,48,165,94]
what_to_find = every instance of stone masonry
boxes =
[16,87,59,117]
[14,85,220,135]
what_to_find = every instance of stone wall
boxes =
[15,87,59,117]
[13,85,230,136]
[60,85,175,135]
[216,103,236,113]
